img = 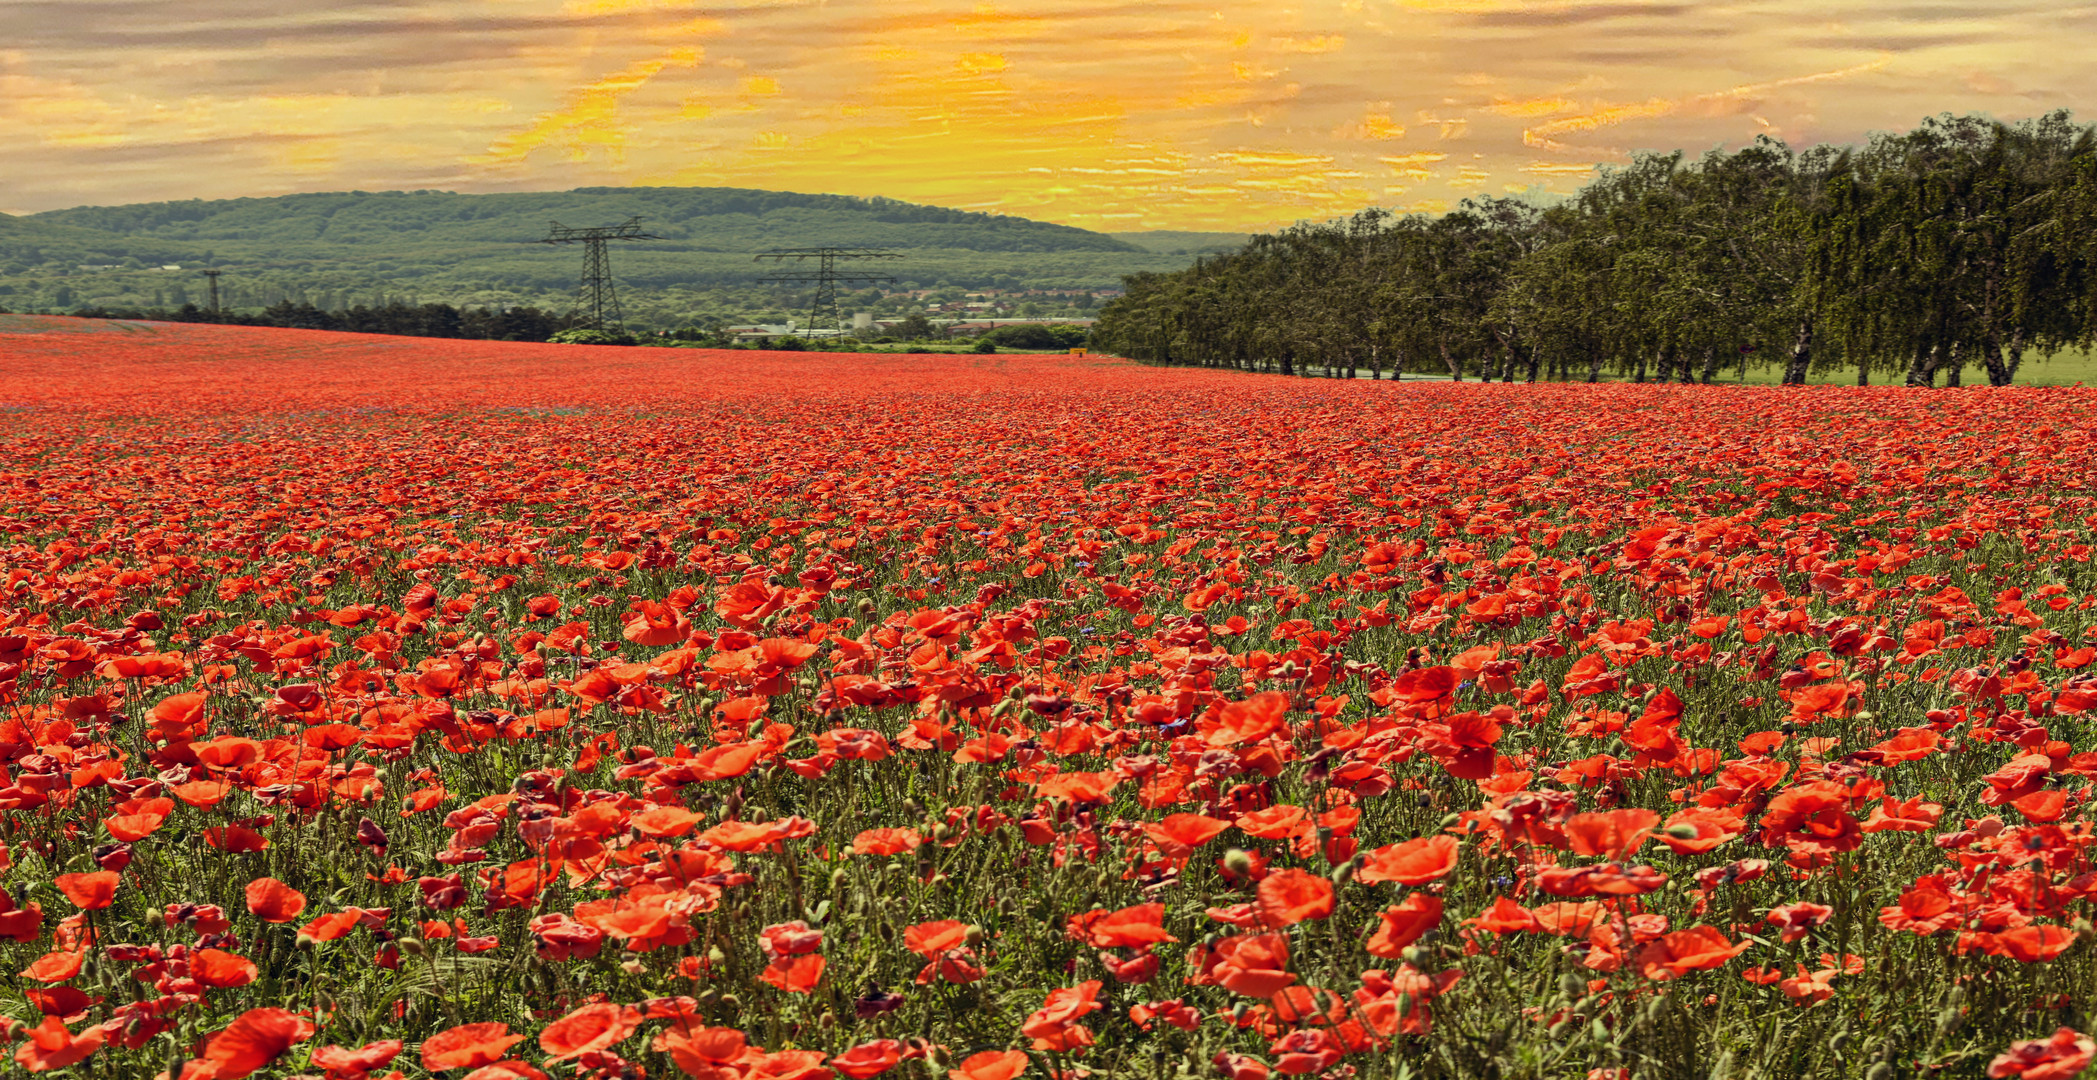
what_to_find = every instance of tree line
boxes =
[55,300,586,342]
[1093,112,2097,386]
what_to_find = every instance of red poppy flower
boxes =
[422,1023,526,1072]
[1355,835,1460,885]
[1635,926,1752,980]
[851,828,924,856]
[538,1003,641,1062]
[1069,903,1176,948]
[1563,809,1659,861]
[1255,868,1335,926]
[20,951,82,983]
[13,1015,105,1073]
[103,797,175,843]
[830,1039,906,1079]
[310,1040,404,1080]
[760,953,826,994]
[948,1050,1029,1080]
[242,876,306,923]
[191,948,260,988]
[1366,893,1444,957]
[53,871,119,911]
[1989,1028,2095,1080]
[200,1008,317,1080]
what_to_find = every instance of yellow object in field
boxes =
[1070,348,1086,356]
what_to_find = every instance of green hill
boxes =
[1108,231,1251,256]
[0,188,1207,328]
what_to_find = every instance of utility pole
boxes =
[754,248,901,336]
[201,270,223,315]
[537,217,660,331]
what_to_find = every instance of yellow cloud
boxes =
[479,49,705,165]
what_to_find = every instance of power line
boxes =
[755,248,901,335]
[538,217,661,331]
[201,270,223,315]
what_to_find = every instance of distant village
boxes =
[724,286,1121,342]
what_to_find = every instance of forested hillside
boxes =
[0,188,1198,327]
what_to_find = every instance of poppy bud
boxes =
[718,994,740,1011]
[1665,823,1700,839]
[1223,849,1254,878]
[399,937,425,957]
[1827,1031,1850,1054]
[1436,813,1461,832]
[1865,1064,1892,1080]
[963,925,986,947]
[621,959,647,976]
[1559,973,1586,998]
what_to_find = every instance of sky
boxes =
[0,0,2090,231]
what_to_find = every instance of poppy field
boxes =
[6,313,2097,1080]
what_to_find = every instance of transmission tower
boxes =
[201,270,223,315]
[754,248,902,336]
[538,217,660,331]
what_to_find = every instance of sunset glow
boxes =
[2,0,2088,228]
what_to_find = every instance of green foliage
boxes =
[548,327,638,346]
[891,311,942,340]
[971,336,999,354]
[1095,111,2097,386]
[978,323,1090,350]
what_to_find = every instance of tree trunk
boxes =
[1586,348,1603,383]
[1699,346,1719,385]
[1980,330,2011,387]
[1634,352,1648,383]
[1781,317,1813,386]
[1438,336,1463,382]
[2006,330,2026,383]
[1904,337,1933,387]
[1857,363,1869,386]
[1526,346,1541,383]
[1945,340,1964,387]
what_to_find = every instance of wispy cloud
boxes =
[0,1,2081,228]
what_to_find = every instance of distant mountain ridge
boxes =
[26,187,1145,258]
[0,187,1225,324]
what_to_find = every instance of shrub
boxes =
[547,327,638,346]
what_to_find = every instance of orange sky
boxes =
[1,1,2089,230]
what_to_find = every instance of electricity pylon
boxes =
[201,270,223,314]
[539,217,660,331]
[755,248,902,335]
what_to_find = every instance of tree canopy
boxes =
[1094,112,2097,386]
